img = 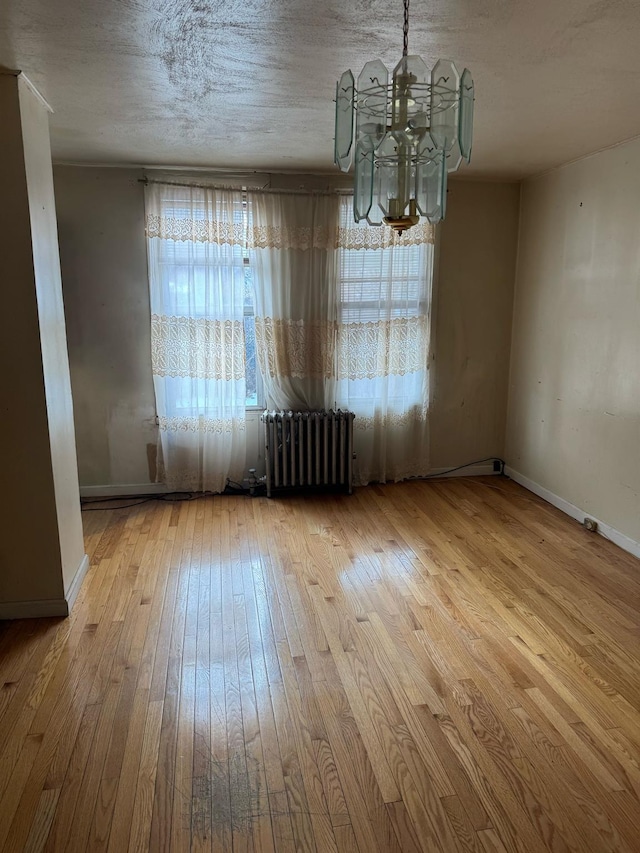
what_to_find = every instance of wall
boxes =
[506,139,640,544]
[433,180,520,468]
[55,166,520,491]
[55,167,346,490]
[56,167,159,489]
[0,74,85,614]
[20,79,86,597]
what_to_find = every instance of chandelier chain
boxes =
[403,0,409,56]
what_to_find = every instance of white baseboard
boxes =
[65,553,90,612]
[80,465,499,499]
[0,597,68,619]
[0,553,91,620]
[80,483,169,498]
[428,463,499,478]
[504,466,640,561]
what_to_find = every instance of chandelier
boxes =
[334,0,474,233]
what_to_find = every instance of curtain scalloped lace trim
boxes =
[146,213,434,250]
[255,317,336,380]
[151,314,245,381]
[248,224,339,251]
[158,416,246,434]
[353,407,428,430]
[337,316,428,380]
[146,214,247,245]
[156,460,236,492]
[336,221,434,250]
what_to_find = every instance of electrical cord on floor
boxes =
[224,480,253,494]
[80,458,506,510]
[419,457,505,478]
[80,498,154,512]
[225,479,268,496]
[80,481,265,510]
[80,491,206,512]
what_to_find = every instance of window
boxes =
[154,194,262,409]
[335,195,433,414]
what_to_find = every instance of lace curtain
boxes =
[248,191,340,410]
[145,183,247,492]
[335,196,434,485]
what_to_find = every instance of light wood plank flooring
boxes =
[1,476,640,851]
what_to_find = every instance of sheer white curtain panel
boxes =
[248,191,340,411]
[145,182,247,492]
[335,197,434,484]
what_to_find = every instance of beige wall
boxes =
[506,140,640,543]
[56,167,520,489]
[432,180,520,468]
[0,74,85,612]
[55,168,351,489]
[56,167,158,488]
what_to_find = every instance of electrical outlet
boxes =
[583,517,598,533]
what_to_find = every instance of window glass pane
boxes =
[336,197,429,325]
[243,263,253,310]
[336,195,432,410]
[155,198,247,319]
[244,314,257,407]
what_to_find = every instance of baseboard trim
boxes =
[504,466,640,561]
[65,553,90,612]
[0,553,91,620]
[81,465,500,499]
[80,483,169,498]
[0,597,68,620]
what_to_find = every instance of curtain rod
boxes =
[138,177,353,196]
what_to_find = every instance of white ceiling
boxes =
[2,0,640,179]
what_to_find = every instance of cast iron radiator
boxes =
[261,410,355,497]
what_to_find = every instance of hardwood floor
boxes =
[1,476,640,851]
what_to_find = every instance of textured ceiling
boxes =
[2,0,640,179]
